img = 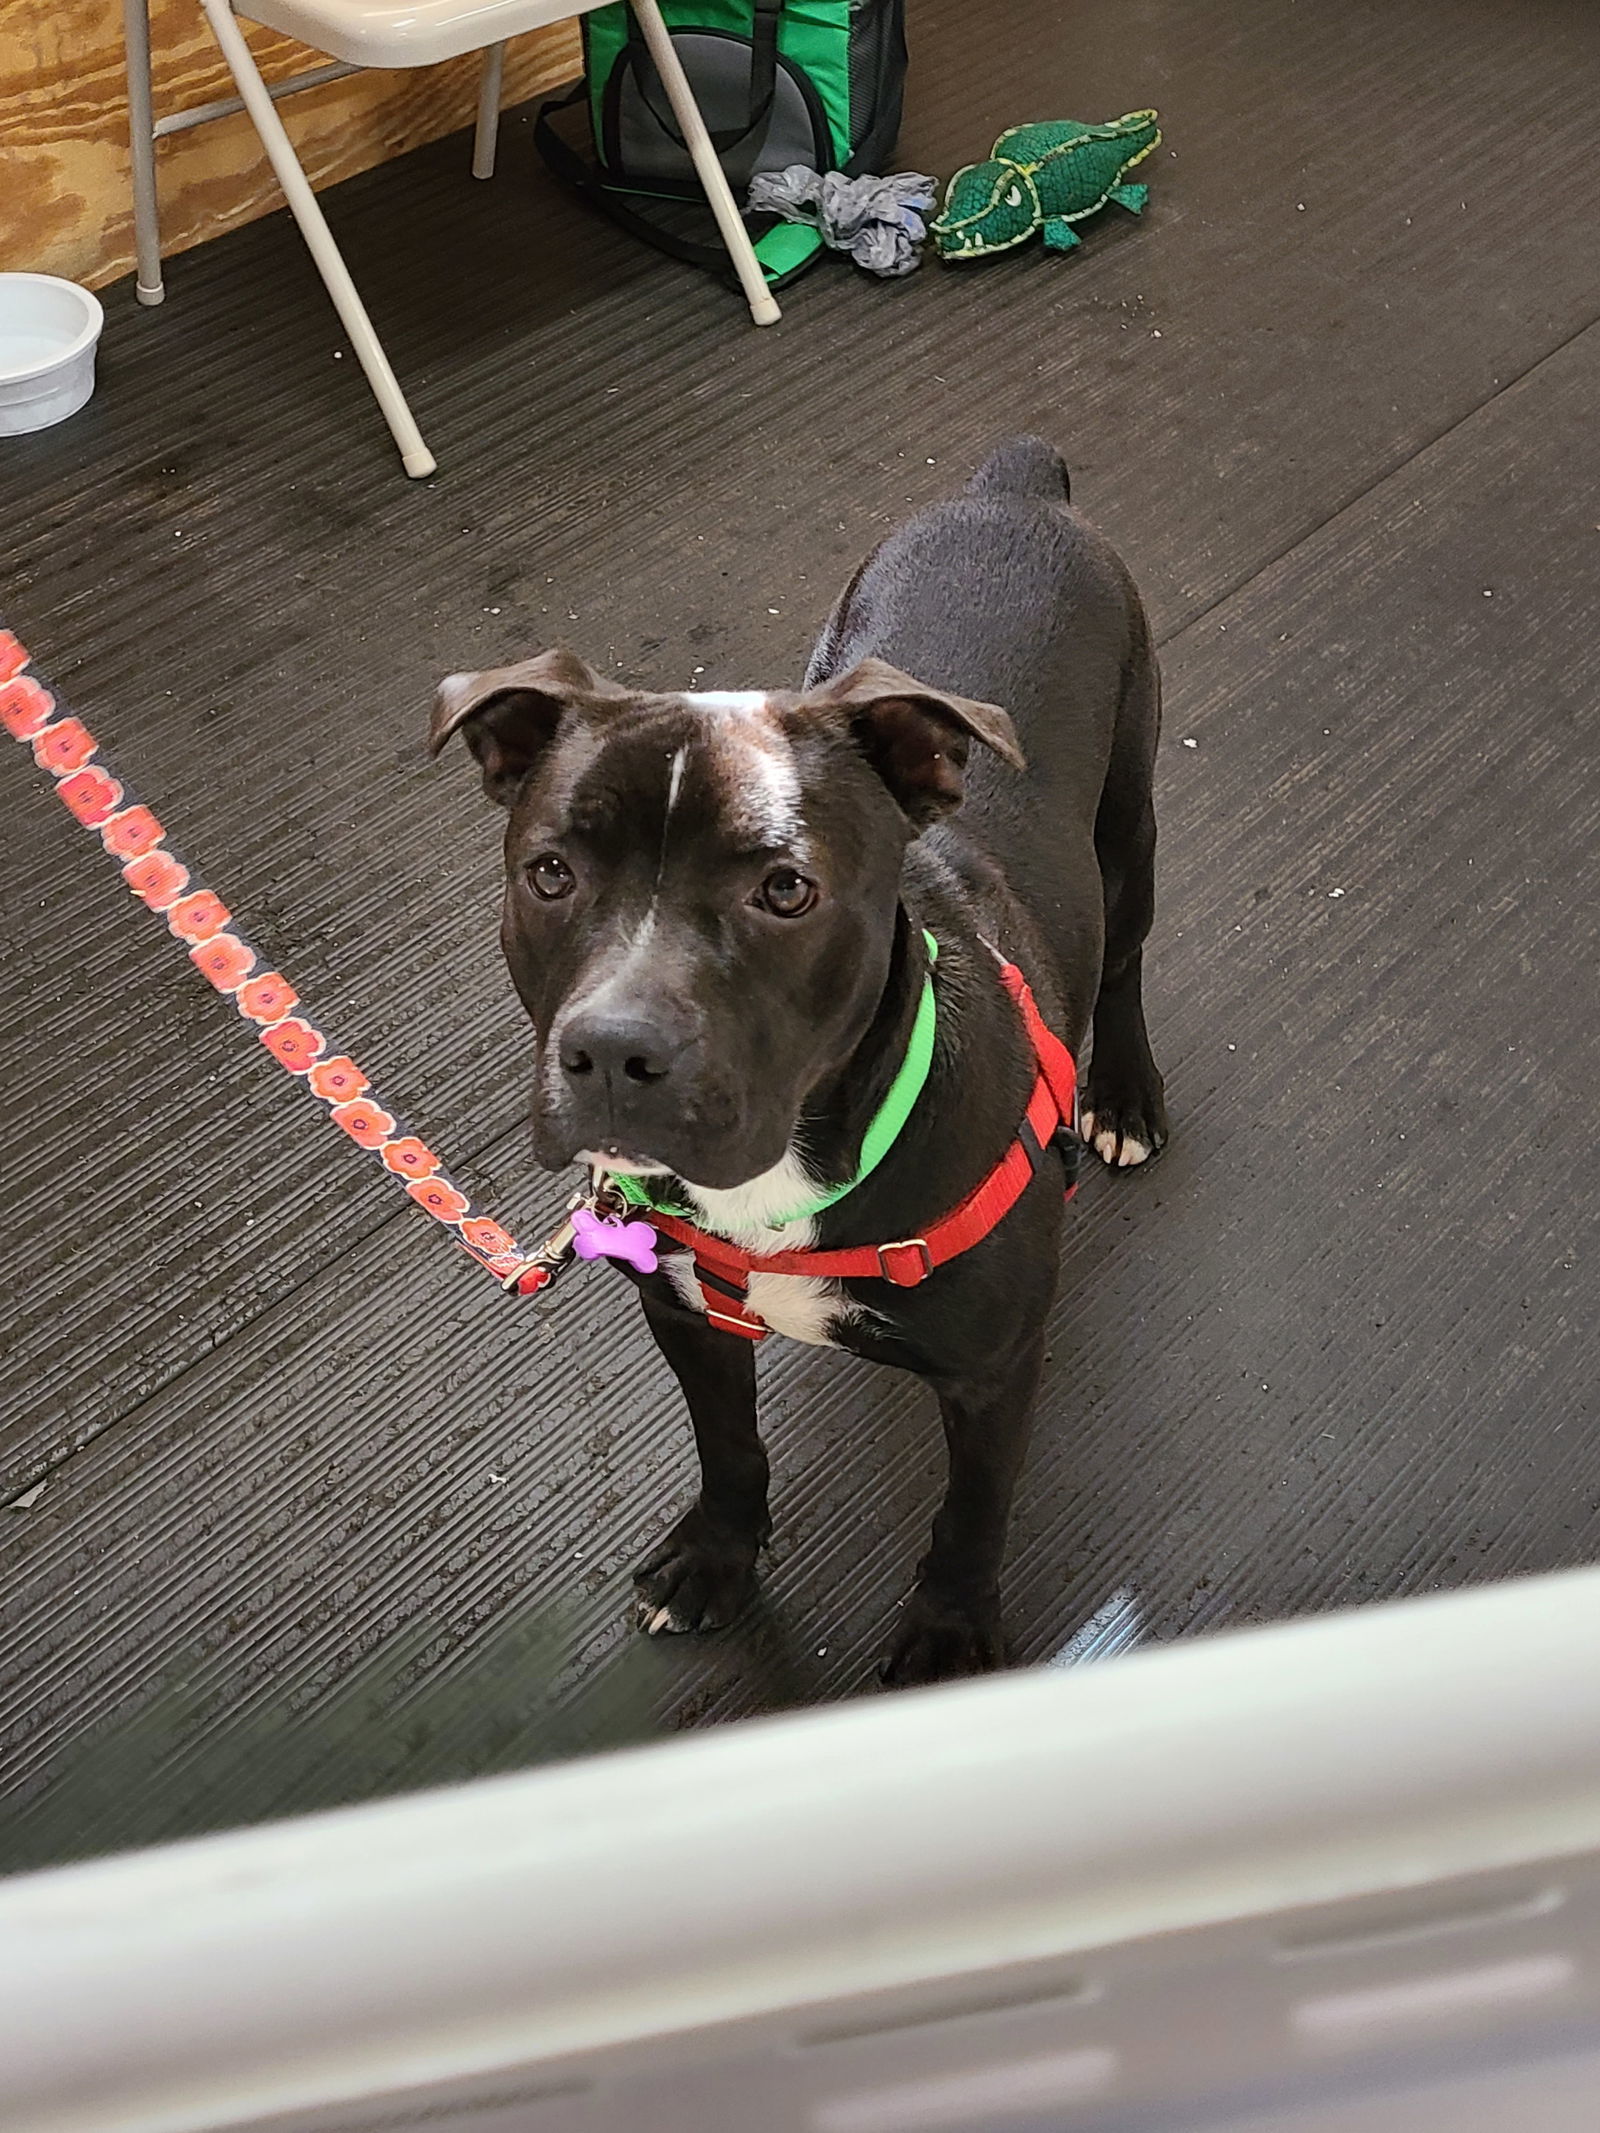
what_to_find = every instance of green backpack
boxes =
[536,0,909,288]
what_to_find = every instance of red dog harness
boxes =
[643,962,1079,1341]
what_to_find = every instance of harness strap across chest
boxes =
[641,959,1079,1341]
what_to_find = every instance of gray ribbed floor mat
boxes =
[3,0,1597,1866]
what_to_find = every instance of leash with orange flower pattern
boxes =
[1,624,568,1297]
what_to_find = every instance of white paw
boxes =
[1079,1108,1154,1169]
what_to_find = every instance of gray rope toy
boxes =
[746,166,939,277]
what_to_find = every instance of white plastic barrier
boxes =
[5,1566,1600,2133]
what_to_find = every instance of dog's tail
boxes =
[965,434,1071,504]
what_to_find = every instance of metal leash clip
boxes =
[500,1174,629,1296]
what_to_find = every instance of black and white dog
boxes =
[431,438,1167,1685]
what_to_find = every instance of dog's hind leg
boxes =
[632,1285,770,1635]
[1081,617,1169,1168]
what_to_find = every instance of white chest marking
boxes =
[662,1258,850,1347]
[670,1147,861,1347]
[684,1146,819,1247]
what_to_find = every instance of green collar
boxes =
[611,930,939,1230]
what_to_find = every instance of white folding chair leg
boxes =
[628,0,781,327]
[124,0,166,305]
[472,43,506,180]
[196,0,437,477]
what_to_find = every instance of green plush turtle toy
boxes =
[932,111,1161,262]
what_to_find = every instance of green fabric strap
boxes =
[753,222,826,280]
[613,930,939,1228]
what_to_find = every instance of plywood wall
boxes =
[1,0,582,291]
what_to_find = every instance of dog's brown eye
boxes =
[527,853,575,900]
[757,866,817,917]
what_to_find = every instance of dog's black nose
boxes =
[558,1013,683,1087]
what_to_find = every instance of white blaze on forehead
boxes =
[664,743,688,817]
[680,689,804,850]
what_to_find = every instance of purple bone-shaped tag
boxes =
[570,1206,660,1274]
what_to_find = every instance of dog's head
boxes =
[430,650,1022,1190]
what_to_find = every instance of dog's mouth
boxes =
[578,1143,671,1177]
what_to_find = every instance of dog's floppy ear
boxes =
[429,648,630,806]
[803,657,1025,828]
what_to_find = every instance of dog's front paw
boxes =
[881,1588,1007,1688]
[1079,1079,1169,1170]
[633,1506,759,1636]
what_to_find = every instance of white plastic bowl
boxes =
[0,274,105,436]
